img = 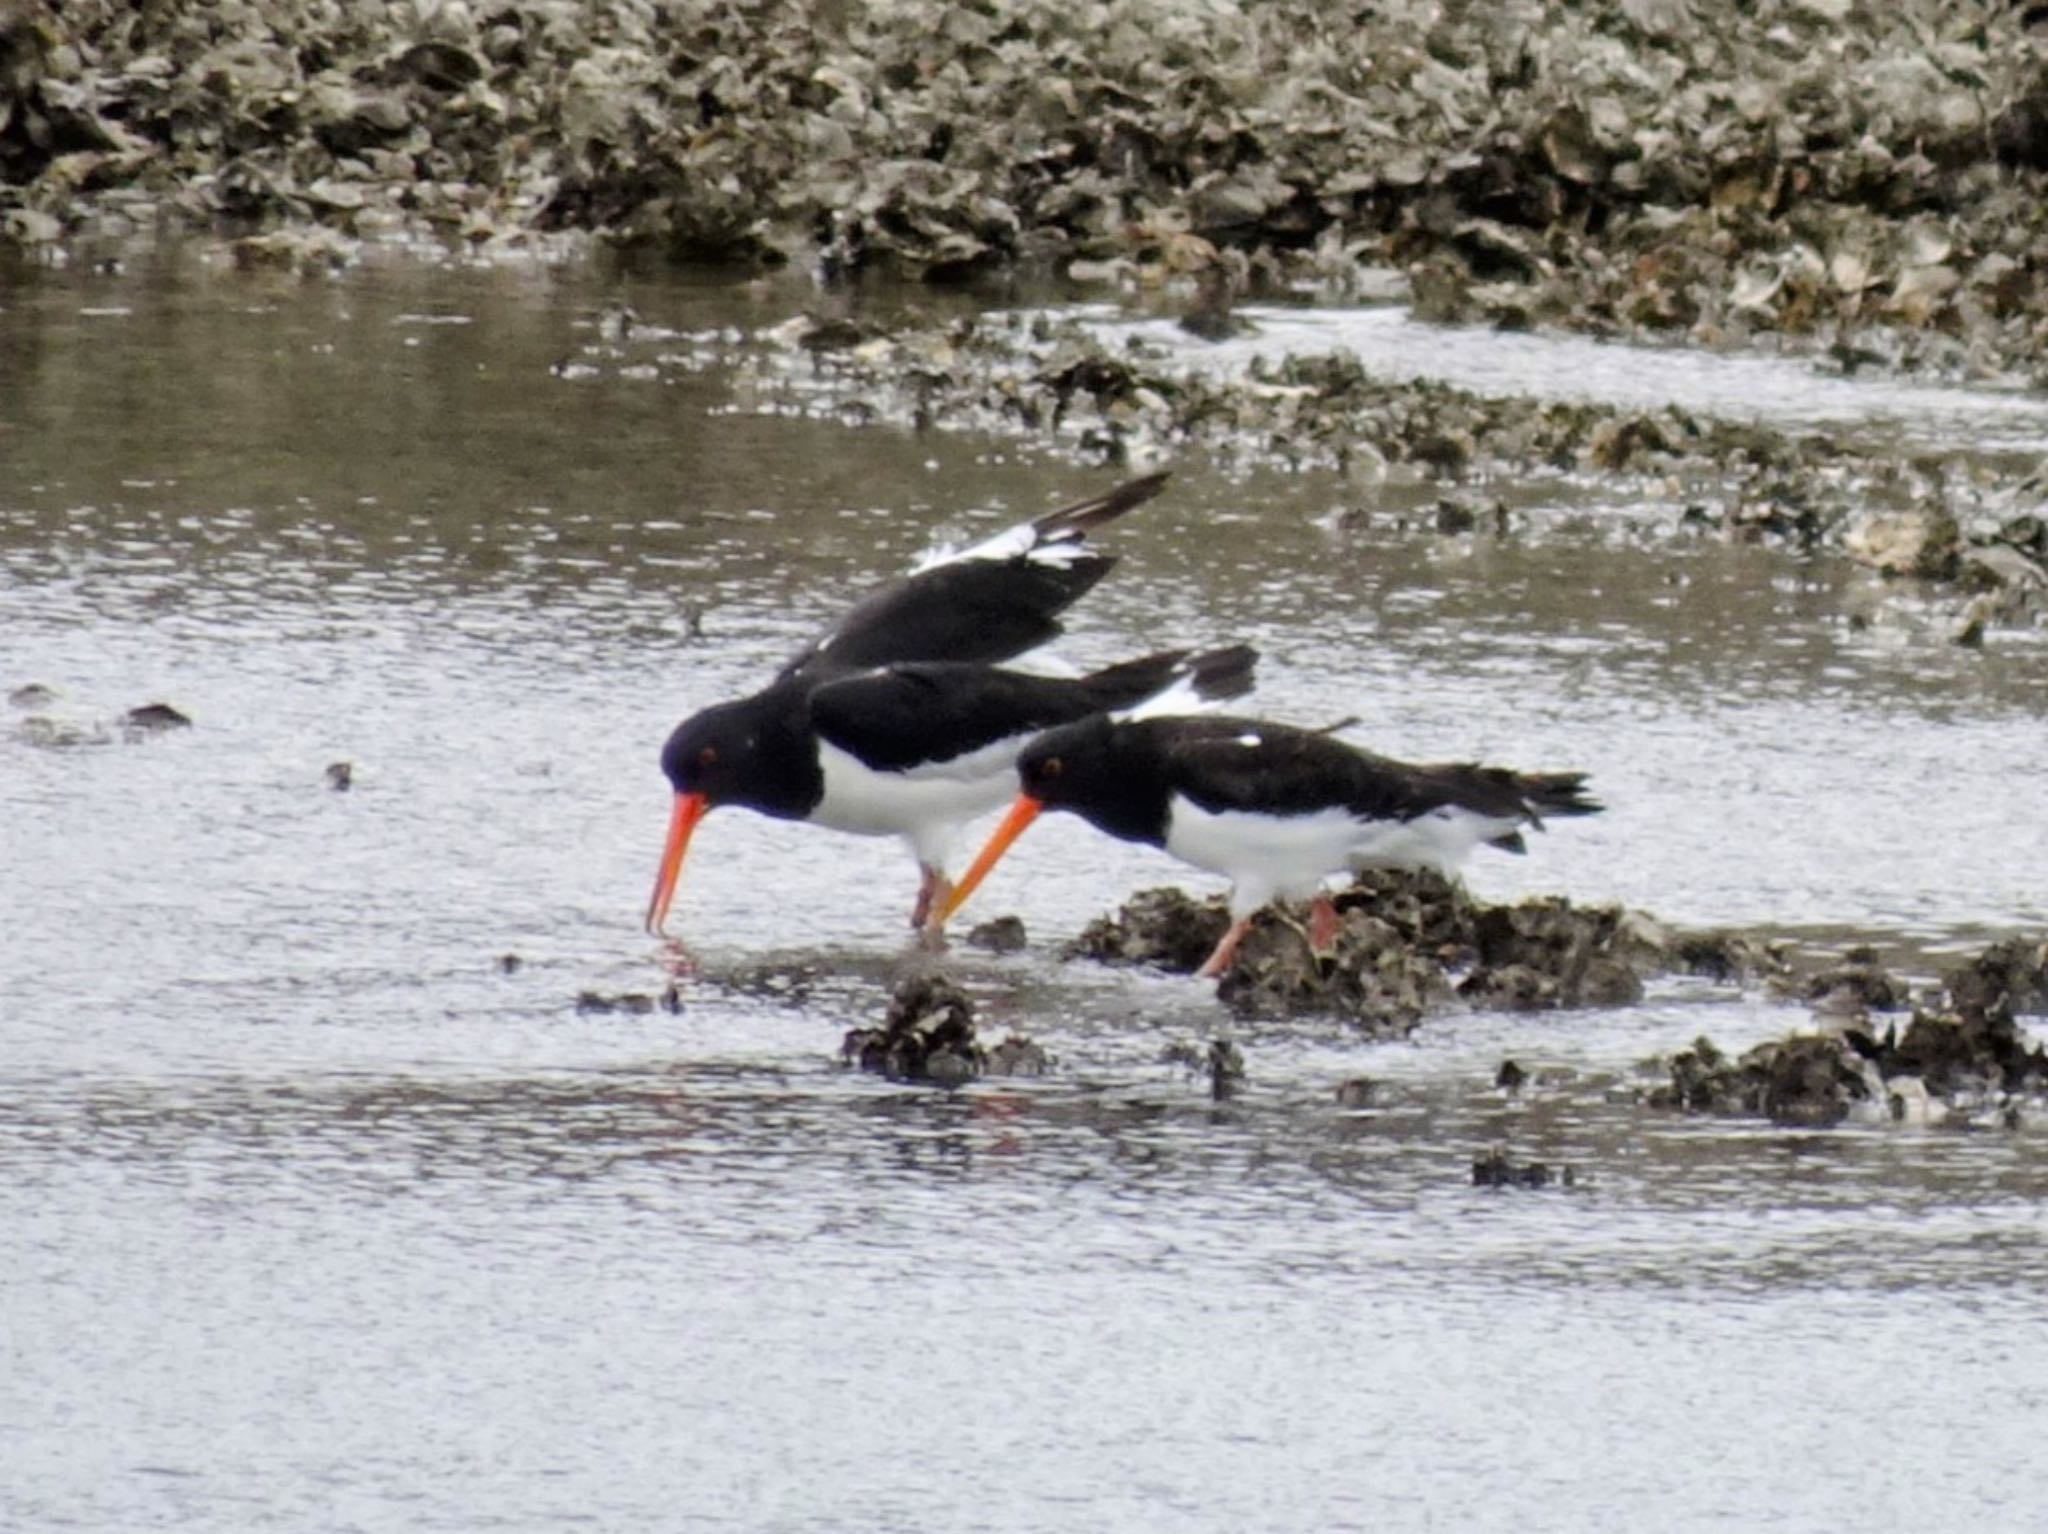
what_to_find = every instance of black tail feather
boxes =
[1517,771,1601,823]
[1081,642,1257,711]
[1184,642,1258,704]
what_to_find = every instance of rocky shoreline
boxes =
[7,0,2048,374]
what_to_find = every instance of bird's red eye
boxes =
[698,746,718,768]
[1040,756,1063,778]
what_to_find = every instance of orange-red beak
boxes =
[644,792,709,936]
[934,795,1042,927]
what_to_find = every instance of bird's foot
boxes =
[1264,899,1338,970]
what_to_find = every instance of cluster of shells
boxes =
[5,0,2048,376]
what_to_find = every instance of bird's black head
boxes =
[657,684,821,820]
[1016,712,1116,806]
[1015,713,1165,845]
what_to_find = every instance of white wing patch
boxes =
[909,518,1089,575]
[1116,671,1238,723]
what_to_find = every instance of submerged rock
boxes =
[964,914,1027,954]
[985,1033,1051,1076]
[575,989,661,1015]
[1162,1037,1247,1100]
[123,702,192,735]
[1472,1151,1576,1189]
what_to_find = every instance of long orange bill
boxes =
[644,792,710,936]
[933,795,1043,928]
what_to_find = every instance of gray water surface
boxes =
[4,252,2045,1532]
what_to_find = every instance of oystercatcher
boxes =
[645,645,1257,936]
[644,470,1204,936]
[936,714,1601,978]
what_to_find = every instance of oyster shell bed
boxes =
[1023,869,2048,1127]
[6,0,2048,380]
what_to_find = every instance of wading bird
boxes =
[936,713,1600,977]
[647,473,1254,936]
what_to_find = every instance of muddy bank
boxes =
[8,0,2048,381]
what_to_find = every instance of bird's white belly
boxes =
[811,737,1026,865]
[1165,797,1517,914]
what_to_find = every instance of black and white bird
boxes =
[936,714,1601,978]
[646,646,1256,935]
[645,472,1255,936]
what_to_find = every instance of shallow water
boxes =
[4,249,2046,1531]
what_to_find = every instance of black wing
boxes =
[1153,718,1598,827]
[775,473,1169,683]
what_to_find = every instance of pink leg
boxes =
[911,864,957,931]
[1308,895,1340,953]
[919,871,954,935]
[1196,916,1254,979]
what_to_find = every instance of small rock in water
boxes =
[986,1034,1050,1076]
[965,915,1027,954]
[1334,1076,1378,1107]
[1472,1151,1575,1189]
[498,953,522,974]
[842,973,983,1085]
[123,702,192,735]
[8,683,56,708]
[326,761,354,790]
[1843,507,1960,580]
[1496,1059,1528,1092]
[1162,1037,1245,1100]
[576,990,657,1015]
